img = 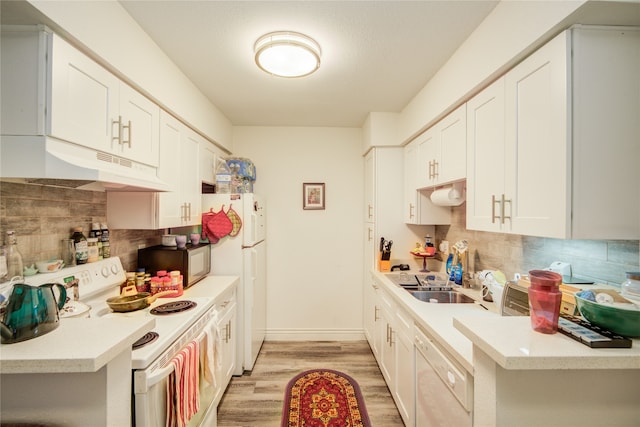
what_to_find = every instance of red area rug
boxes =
[281,369,372,427]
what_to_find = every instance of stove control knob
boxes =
[111,264,120,275]
[101,266,110,278]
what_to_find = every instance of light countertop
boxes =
[373,271,640,374]
[0,275,239,375]
[0,317,154,374]
[454,315,640,370]
[373,270,499,373]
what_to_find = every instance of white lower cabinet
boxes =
[367,274,477,427]
[369,276,416,426]
[213,288,237,405]
[394,308,415,427]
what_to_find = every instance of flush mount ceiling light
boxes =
[254,31,321,78]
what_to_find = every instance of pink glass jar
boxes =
[528,270,563,334]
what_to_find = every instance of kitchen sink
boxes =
[408,290,475,304]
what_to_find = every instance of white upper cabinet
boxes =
[364,150,375,223]
[199,140,220,186]
[466,26,640,239]
[49,33,120,154]
[107,111,202,229]
[49,33,160,167]
[405,140,451,225]
[466,78,506,233]
[417,104,467,188]
[1,29,160,167]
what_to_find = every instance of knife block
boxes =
[378,260,390,272]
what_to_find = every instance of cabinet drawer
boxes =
[415,326,470,410]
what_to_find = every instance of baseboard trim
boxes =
[266,328,366,341]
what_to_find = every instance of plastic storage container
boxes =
[621,272,640,302]
[528,270,563,334]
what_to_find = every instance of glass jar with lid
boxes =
[621,272,640,302]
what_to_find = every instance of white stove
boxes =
[23,258,215,369]
[21,257,223,426]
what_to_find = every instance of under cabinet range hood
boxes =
[0,135,170,192]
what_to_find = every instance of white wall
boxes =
[233,127,364,340]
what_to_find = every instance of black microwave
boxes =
[137,243,211,288]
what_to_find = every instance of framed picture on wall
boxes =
[303,183,325,210]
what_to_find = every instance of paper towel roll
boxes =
[430,185,465,206]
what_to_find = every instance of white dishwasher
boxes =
[414,325,472,427]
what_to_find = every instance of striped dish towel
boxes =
[166,341,200,427]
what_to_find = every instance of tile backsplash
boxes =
[435,204,640,287]
[2,181,639,287]
[0,181,164,271]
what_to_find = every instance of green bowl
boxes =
[575,295,640,337]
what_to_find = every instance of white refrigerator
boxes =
[202,193,266,374]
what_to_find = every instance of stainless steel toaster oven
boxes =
[501,280,530,316]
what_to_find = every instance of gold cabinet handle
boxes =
[111,116,122,145]
[501,194,512,224]
[491,195,501,224]
[122,120,132,148]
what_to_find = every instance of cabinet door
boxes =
[118,83,160,167]
[364,223,376,276]
[394,309,415,426]
[363,278,378,350]
[504,31,569,238]
[378,291,396,387]
[49,34,119,154]
[466,78,506,232]
[437,104,466,184]
[157,111,182,228]
[364,150,375,223]
[404,141,420,224]
[200,141,219,185]
[417,128,437,188]
[181,129,202,225]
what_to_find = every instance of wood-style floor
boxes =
[216,340,405,426]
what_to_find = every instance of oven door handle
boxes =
[140,329,209,391]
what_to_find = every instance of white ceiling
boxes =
[117,1,499,127]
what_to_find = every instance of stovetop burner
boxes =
[150,300,198,315]
[132,332,159,350]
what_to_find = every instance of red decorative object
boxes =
[411,251,436,272]
[281,369,371,427]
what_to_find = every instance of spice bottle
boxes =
[87,238,99,263]
[71,227,88,265]
[90,223,103,259]
[5,231,24,280]
[100,223,110,258]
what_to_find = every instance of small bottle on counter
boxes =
[5,231,24,280]
[87,238,99,263]
[90,223,103,259]
[100,223,110,258]
[71,227,88,265]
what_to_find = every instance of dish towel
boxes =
[166,341,200,427]
[202,312,222,387]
